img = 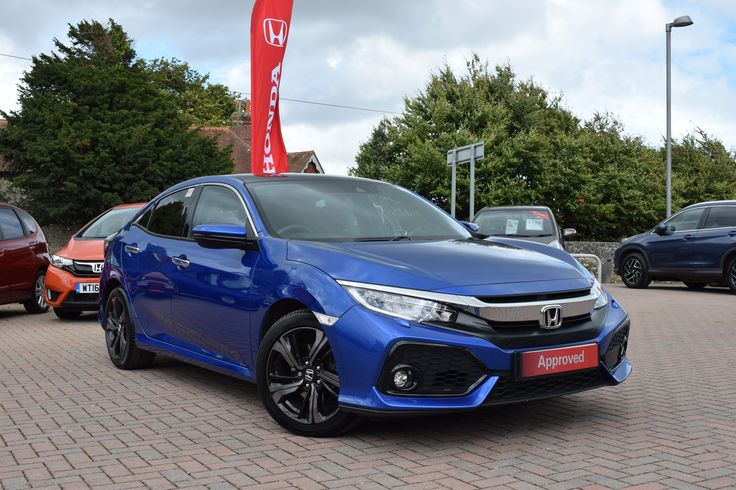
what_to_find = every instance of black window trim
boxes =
[655,206,708,234]
[0,205,26,241]
[134,186,200,242]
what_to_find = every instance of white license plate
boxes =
[76,282,99,294]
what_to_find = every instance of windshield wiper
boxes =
[354,235,412,242]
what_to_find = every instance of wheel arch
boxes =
[722,248,736,274]
[619,245,650,269]
[259,298,312,341]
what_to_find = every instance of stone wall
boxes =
[566,241,621,283]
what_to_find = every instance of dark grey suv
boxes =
[614,200,736,291]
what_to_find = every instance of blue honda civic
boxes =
[99,174,631,436]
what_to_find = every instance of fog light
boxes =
[391,365,417,391]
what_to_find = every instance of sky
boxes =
[1,0,736,175]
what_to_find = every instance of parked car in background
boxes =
[473,206,577,250]
[614,200,736,292]
[0,202,49,313]
[98,174,630,436]
[46,203,146,319]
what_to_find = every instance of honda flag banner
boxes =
[250,0,293,175]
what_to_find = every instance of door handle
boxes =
[683,234,695,240]
[171,256,190,268]
[124,245,140,254]
[729,230,736,237]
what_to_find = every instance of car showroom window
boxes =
[14,208,37,236]
[666,208,704,232]
[192,186,247,229]
[0,208,25,240]
[146,188,195,238]
[703,206,736,229]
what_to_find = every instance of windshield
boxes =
[78,206,143,239]
[248,179,470,241]
[474,208,555,237]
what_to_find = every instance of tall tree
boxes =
[0,19,233,224]
[352,56,734,240]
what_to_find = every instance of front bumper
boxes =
[45,266,100,311]
[327,296,631,414]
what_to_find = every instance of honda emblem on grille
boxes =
[540,305,563,329]
[92,263,103,274]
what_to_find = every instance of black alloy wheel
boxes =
[727,257,736,292]
[23,271,49,314]
[622,253,650,289]
[104,288,156,369]
[257,310,355,436]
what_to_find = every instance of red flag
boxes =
[250,0,293,175]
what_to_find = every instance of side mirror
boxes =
[192,224,248,249]
[460,221,480,233]
[563,228,577,239]
[654,224,673,235]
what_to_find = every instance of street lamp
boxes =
[665,15,693,217]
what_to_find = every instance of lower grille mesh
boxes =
[485,368,609,405]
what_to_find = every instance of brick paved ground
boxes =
[1,284,735,489]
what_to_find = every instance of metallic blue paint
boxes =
[99,174,632,415]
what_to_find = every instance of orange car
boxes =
[46,203,146,319]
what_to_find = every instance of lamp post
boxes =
[665,15,693,217]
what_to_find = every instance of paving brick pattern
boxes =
[1,284,735,489]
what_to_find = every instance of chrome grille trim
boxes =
[336,280,598,324]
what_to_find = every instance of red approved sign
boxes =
[520,343,599,378]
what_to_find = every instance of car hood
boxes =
[287,239,592,296]
[55,237,104,261]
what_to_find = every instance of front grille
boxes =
[379,343,487,396]
[64,292,99,306]
[485,368,610,406]
[603,324,629,369]
[477,288,591,304]
[71,261,103,277]
[491,313,591,330]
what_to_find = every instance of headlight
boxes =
[591,278,608,310]
[50,255,73,270]
[344,286,457,323]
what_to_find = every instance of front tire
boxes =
[257,310,356,437]
[23,271,49,314]
[621,253,651,289]
[726,257,736,292]
[104,288,156,369]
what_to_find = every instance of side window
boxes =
[665,208,704,232]
[15,209,37,236]
[0,208,25,240]
[192,186,247,229]
[703,206,736,229]
[146,188,195,238]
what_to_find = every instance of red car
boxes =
[0,202,49,313]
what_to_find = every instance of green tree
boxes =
[0,19,233,224]
[143,58,237,126]
[352,56,735,240]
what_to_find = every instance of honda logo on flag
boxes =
[263,18,288,47]
[250,0,293,175]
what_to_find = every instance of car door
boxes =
[120,187,197,341]
[0,207,35,302]
[646,207,705,272]
[689,205,736,275]
[168,184,259,368]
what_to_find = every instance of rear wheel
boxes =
[726,257,736,292]
[621,253,651,289]
[684,282,707,290]
[54,308,82,320]
[23,271,49,314]
[104,288,156,369]
[257,310,356,437]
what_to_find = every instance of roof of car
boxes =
[232,173,370,184]
[477,205,552,212]
[683,200,736,209]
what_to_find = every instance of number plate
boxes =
[76,282,100,294]
[519,343,598,378]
